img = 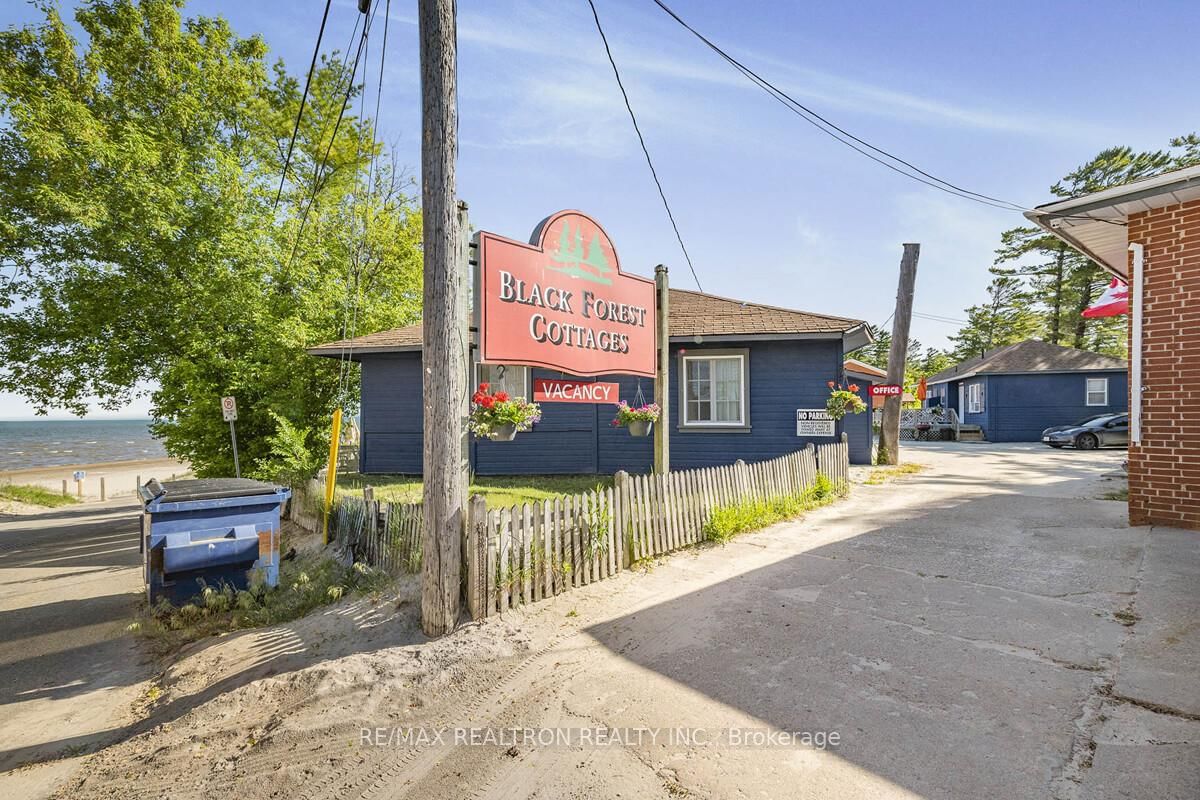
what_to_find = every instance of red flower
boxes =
[827,381,835,388]
[848,383,860,393]
[494,391,509,403]
[479,395,496,409]
[478,382,490,392]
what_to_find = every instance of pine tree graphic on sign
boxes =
[582,232,614,284]
[547,219,612,284]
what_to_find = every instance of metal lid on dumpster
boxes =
[152,478,283,503]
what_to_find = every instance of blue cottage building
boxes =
[924,340,1128,442]
[310,288,877,473]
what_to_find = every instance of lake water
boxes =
[0,419,166,472]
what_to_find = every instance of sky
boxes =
[2,0,1198,419]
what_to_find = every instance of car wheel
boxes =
[1076,433,1099,450]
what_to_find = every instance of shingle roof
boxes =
[926,340,1127,385]
[309,288,866,357]
[843,357,888,380]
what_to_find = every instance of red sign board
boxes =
[871,384,903,397]
[478,211,656,378]
[533,378,620,404]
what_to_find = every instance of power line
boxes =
[647,0,1126,226]
[273,0,334,213]
[587,0,704,292]
[338,0,391,406]
[285,6,374,273]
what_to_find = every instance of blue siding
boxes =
[925,382,949,409]
[360,354,424,473]
[842,380,874,465]
[961,377,989,430]
[987,371,1128,442]
[357,337,873,475]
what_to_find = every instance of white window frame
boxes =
[680,352,748,428]
[967,382,984,414]
[475,363,530,400]
[1086,377,1109,407]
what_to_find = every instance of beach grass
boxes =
[336,473,613,508]
[0,482,79,508]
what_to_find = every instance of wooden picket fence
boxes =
[466,434,850,619]
[289,480,424,575]
[288,435,851,615]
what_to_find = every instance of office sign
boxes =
[871,384,903,397]
[478,210,656,378]
[796,409,836,437]
[533,378,620,404]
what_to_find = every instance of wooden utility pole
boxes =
[419,0,464,636]
[878,243,920,465]
[654,264,670,473]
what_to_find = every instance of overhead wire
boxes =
[586,0,704,291]
[336,0,387,408]
[647,0,1126,226]
[273,0,334,213]
[284,6,373,276]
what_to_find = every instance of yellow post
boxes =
[322,408,343,544]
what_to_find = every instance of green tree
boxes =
[949,275,1041,360]
[951,134,1200,361]
[0,0,422,478]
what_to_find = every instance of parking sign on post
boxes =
[221,396,240,477]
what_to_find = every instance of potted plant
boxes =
[612,401,660,437]
[825,380,867,420]
[469,383,541,441]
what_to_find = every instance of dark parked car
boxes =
[1042,413,1129,450]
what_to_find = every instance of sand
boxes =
[0,458,190,504]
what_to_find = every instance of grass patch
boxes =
[703,473,837,545]
[864,462,926,485]
[336,473,612,508]
[128,553,391,652]
[1101,487,1129,501]
[0,483,78,508]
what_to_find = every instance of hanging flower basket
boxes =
[627,419,653,437]
[612,401,659,437]
[469,384,541,441]
[490,422,518,441]
[825,380,867,421]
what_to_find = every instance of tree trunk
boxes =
[1049,246,1065,344]
[1071,269,1095,349]
[879,244,920,465]
[419,0,464,637]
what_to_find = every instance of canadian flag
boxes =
[1082,277,1129,318]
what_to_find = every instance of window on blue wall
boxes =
[682,352,747,427]
[477,364,530,400]
[1086,377,1109,406]
[967,382,984,414]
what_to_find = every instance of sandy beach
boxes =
[0,457,190,502]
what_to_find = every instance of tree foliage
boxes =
[946,135,1200,362]
[0,0,422,478]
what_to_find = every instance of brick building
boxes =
[1027,165,1200,530]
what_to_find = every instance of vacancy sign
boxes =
[478,210,656,378]
[871,384,903,397]
[533,378,620,404]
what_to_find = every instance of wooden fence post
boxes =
[467,495,487,620]
[734,459,748,500]
[614,470,631,569]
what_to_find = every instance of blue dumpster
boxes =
[139,478,291,605]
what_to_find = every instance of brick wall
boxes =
[1127,198,1200,530]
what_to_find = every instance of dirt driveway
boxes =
[53,443,1200,799]
[0,500,152,798]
